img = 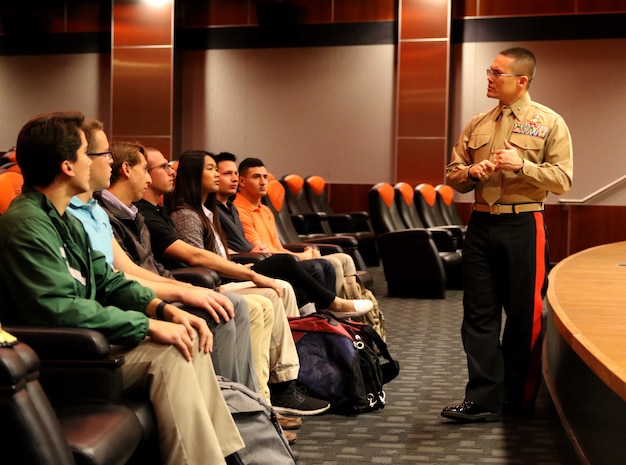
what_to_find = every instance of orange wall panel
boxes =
[397,41,448,138]
[401,0,449,40]
[113,2,172,47]
[396,138,446,187]
[111,47,172,137]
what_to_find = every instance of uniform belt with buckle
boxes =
[472,203,544,215]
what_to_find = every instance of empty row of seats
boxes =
[262,174,374,290]
[368,182,465,299]
[262,170,466,299]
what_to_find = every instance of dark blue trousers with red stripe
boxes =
[461,210,548,413]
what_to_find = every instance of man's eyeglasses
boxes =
[486,68,523,79]
[148,162,175,173]
[87,150,112,160]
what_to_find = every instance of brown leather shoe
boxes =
[276,412,302,430]
[283,430,298,445]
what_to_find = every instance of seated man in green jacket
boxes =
[0,111,244,465]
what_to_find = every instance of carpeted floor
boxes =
[291,266,581,464]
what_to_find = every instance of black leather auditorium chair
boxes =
[368,182,461,298]
[263,179,373,290]
[0,326,159,465]
[281,174,379,267]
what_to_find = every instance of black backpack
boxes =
[289,312,399,414]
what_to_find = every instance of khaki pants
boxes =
[120,337,244,465]
[323,252,357,294]
[236,279,300,400]
[240,293,274,403]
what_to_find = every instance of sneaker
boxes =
[271,382,330,416]
[328,299,373,320]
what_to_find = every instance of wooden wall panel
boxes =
[290,0,332,23]
[113,2,172,47]
[577,0,626,12]
[544,204,570,263]
[334,0,396,22]
[180,0,249,27]
[401,0,449,39]
[66,0,110,32]
[397,41,448,138]
[111,0,173,158]
[327,183,371,214]
[396,138,446,187]
[210,0,251,26]
[477,0,576,16]
[453,0,626,17]
[396,0,449,191]
[111,47,172,137]
[569,205,626,255]
[452,0,478,18]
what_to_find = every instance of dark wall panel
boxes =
[334,0,396,22]
[478,0,576,16]
[569,205,626,255]
[396,138,446,188]
[327,183,371,214]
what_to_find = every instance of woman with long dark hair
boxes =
[169,150,373,319]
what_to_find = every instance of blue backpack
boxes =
[289,312,399,414]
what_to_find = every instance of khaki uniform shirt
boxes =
[446,93,573,204]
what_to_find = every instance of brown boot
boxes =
[276,412,302,430]
[283,430,298,445]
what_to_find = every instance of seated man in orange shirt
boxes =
[233,157,371,318]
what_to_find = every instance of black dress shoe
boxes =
[441,400,501,423]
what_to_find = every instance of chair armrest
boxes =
[5,326,112,359]
[376,228,432,243]
[302,234,358,248]
[171,267,221,289]
[4,326,125,405]
[325,213,355,234]
[283,242,344,255]
[427,228,459,252]
[348,211,374,232]
[230,252,271,265]
[348,211,370,218]
[436,225,465,246]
